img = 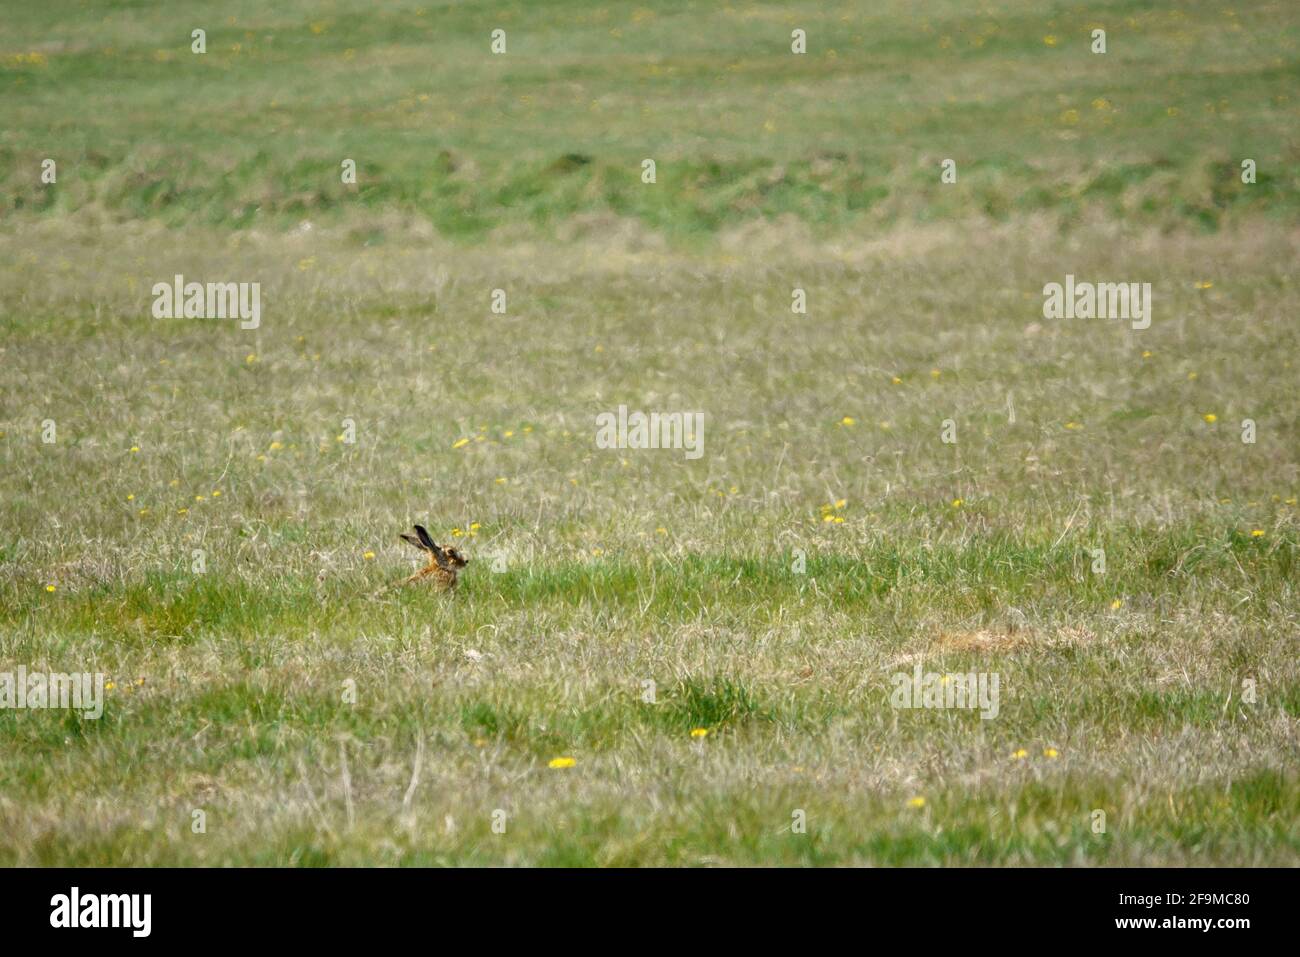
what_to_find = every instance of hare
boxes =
[398,524,470,590]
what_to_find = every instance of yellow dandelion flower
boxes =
[126,494,135,501]
[451,528,463,537]
[1195,281,1214,289]
[469,522,481,531]
[655,526,667,535]
[891,376,902,384]
[363,551,376,560]
[45,584,56,593]
[105,681,116,691]
[548,757,576,769]
[1203,413,1217,423]
[823,514,836,523]
[177,507,189,515]
[908,796,927,808]
[930,368,941,378]
[452,437,470,449]
[1142,350,1152,358]
[269,441,283,450]
[211,490,221,497]
[1111,598,1123,610]
[130,446,140,453]
[194,495,204,502]
[835,499,847,509]
[1043,35,1058,46]
[503,430,514,438]
[1251,529,1265,537]
[690,728,709,739]
[245,353,257,364]
[841,416,856,426]
[1044,747,1060,758]
[495,477,507,484]
[1011,748,1028,760]
[951,498,963,508]
[1187,372,1198,380]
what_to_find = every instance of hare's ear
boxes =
[400,532,425,550]
[413,524,438,551]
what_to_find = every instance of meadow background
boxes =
[0,0,1297,865]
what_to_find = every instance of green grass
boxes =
[3,0,1297,236]
[0,0,1297,865]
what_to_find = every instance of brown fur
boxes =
[399,525,469,591]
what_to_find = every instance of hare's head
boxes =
[442,546,470,568]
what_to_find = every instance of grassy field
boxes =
[1,0,1297,865]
